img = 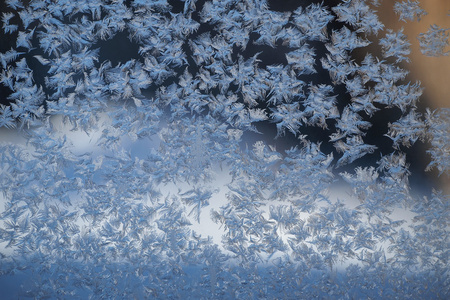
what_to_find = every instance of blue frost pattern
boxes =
[0,0,449,298]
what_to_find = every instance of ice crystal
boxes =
[394,0,428,22]
[418,24,450,57]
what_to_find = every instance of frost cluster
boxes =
[0,0,448,298]
[417,24,450,57]
[394,0,428,22]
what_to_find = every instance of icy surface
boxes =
[0,0,449,298]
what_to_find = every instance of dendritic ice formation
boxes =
[0,0,449,298]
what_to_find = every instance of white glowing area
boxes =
[0,111,422,273]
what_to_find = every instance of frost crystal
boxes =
[418,24,450,57]
[425,108,450,175]
[394,0,428,22]
[379,28,411,63]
